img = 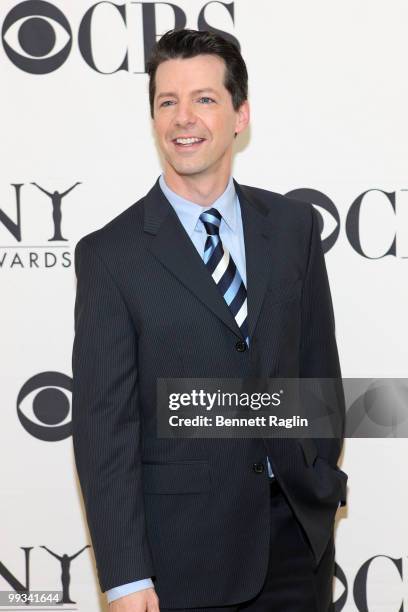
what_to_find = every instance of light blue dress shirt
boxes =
[106,173,274,603]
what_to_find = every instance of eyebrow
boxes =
[156,88,219,100]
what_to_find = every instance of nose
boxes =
[174,100,197,128]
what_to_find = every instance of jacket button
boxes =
[235,340,246,352]
[252,462,265,474]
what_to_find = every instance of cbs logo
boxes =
[2,0,237,74]
[17,371,71,441]
[287,188,407,258]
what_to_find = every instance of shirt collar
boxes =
[158,173,238,237]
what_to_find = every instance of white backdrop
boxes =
[1,1,407,610]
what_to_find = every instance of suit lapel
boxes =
[144,177,276,341]
[145,179,242,338]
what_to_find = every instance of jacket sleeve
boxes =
[71,236,155,592]
[299,205,346,467]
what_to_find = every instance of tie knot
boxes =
[199,207,222,235]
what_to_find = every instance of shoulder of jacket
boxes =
[75,192,146,257]
[238,183,314,226]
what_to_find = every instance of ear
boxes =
[234,99,250,136]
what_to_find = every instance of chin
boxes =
[169,161,209,177]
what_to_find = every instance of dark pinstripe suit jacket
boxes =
[72,177,347,608]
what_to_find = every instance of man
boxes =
[72,28,347,612]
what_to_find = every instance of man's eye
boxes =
[160,100,175,107]
[198,97,215,104]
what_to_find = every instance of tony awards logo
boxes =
[0,182,80,269]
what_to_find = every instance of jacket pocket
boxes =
[142,460,211,494]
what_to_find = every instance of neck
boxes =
[163,165,231,206]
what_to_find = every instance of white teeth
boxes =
[175,137,202,144]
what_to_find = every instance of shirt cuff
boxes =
[106,578,154,603]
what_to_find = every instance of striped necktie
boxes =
[199,207,249,346]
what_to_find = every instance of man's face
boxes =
[152,54,249,179]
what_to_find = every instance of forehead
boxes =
[154,54,227,95]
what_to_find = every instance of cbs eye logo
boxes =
[2,1,72,74]
[17,371,72,441]
[286,187,402,258]
[286,188,340,253]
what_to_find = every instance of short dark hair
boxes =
[146,28,248,119]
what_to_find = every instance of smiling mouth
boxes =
[172,137,206,149]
